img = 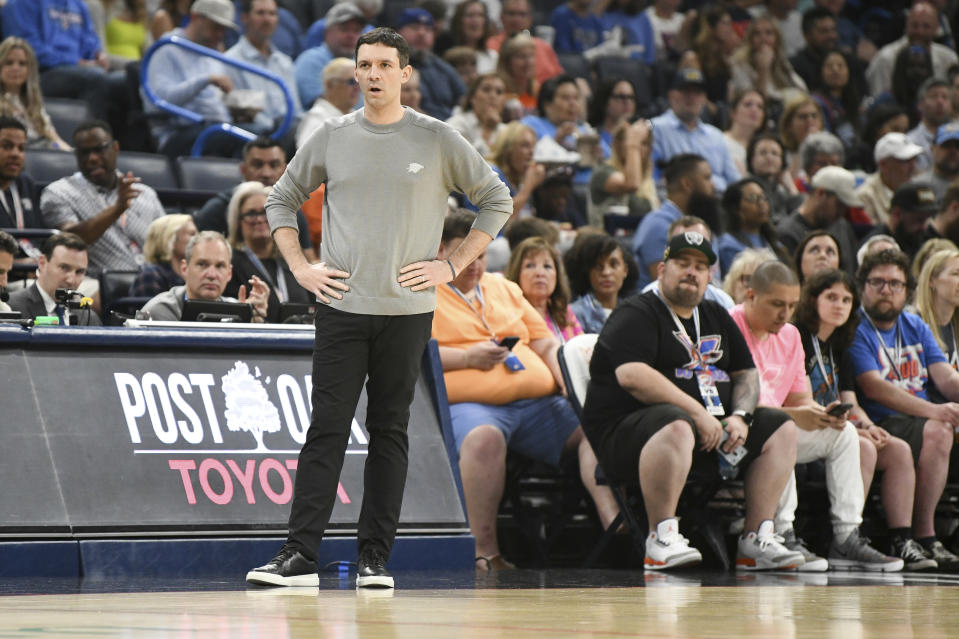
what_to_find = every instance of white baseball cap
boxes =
[810,165,862,208]
[874,132,923,164]
[192,0,237,30]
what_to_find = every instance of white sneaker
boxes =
[644,518,702,571]
[737,521,806,571]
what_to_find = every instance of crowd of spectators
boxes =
[7,0,959,573]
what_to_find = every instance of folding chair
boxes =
[557,334,649,566]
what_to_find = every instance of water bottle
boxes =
[718,422,742,480]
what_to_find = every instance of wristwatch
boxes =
[731,410,753,425]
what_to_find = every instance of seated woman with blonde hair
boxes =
[225,181,312,322]
[129,214,197,298]
[588,118,656,226]
[0,37,70,150]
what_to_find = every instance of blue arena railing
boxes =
[140,35,295,157]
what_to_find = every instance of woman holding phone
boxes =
[793,268,935,570]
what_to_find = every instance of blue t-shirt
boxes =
[849,309,947,422]
[549,4,605,54]
[650,110,741,193]
[600,11,656,65]
[714,232,768,277]
[631,199,682,288]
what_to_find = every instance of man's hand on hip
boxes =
[398,259,455,291]
[293,262,350,304]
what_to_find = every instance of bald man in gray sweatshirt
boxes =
[247,28,512,589]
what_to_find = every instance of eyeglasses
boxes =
[865,277,906,292]
[610,93,636,101]
[74,141,113,158]
[742,193,768,204]
[241,209,267,222]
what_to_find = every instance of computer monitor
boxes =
[278,302,316,324]
[181,299,253,323]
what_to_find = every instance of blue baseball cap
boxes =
[937,122,959,145]
[396,8,434,29]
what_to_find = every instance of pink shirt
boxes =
[729,304,808,407]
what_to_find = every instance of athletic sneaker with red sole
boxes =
[644,518,703,571]
[737,520,806,571]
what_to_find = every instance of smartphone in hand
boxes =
[496,336,520,350]
[827,403,853,417]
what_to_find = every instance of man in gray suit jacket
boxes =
[8,232,102,325]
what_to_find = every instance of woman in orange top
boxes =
[497,32,538,117]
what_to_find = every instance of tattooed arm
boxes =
[729,368,759,417]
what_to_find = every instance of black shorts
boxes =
[598,403,792,483]
[878,413,928,466]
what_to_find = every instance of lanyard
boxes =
[944,323,959,371]
[862,309,902,381]
[544,312,566,345]
[654,289,700,351]
[448,283,495,338]
[811,336,839,402]
[0,183,23,228]
[243,247,288,302]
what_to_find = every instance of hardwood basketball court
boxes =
[1,570,958,638]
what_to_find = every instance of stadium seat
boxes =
[44,98,92,144]
[98,269,149,324]
[23,148,78,188]
[175,156,241,195]
[556,53,591,82]
[117,152,179,191]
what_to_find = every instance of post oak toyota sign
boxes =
[0,327,466,535]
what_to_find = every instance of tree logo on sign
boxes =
[221,361,282,451]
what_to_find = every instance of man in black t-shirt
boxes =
[582,231,805,571]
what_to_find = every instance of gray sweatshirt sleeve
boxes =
[440,127,512,239]
[266,126,329,233]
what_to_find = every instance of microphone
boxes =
[0,288,7,303]
[80,297,93,308]
[54,288,82,303]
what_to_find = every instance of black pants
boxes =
[287,304,433,560]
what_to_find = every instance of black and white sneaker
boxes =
[356,548,394,589]
[246,545,319,587]
[894,539,937,572]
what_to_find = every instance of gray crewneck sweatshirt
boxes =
[266,107,512,315]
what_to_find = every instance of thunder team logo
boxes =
[672,333,728,381]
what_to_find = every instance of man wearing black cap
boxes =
[582,230,804,571]
[294,3,366,110]
[395,8,464,120]
[650,68,741,193]
[862,182,939,261]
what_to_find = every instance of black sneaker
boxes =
[357,548,394,589]
[923,540,959,572]
[246,545,319,587]
[894,539,937,572]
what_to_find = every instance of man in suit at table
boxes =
[8,233,102,325]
